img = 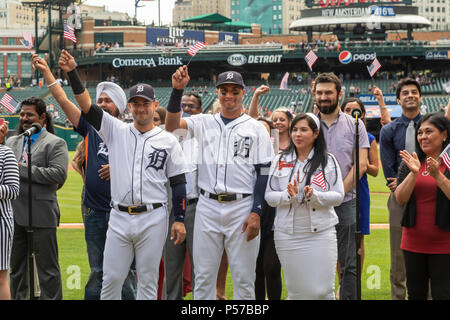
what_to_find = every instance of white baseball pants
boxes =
[101,206,168,300]
[275,226,337,300]
[193,195,260,300]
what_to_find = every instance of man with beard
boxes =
[0,97,68,299]
[32,54,137,300]
[379,78,423,300]
[313,73,369,300]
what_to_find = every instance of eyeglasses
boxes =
[130,102,152,108]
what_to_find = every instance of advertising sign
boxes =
[146,27,204,45]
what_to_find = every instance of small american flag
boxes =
[21,32,33,49]
[440,144,450,171]
[64,23,77,43]
[305,50,318,71]
[187,41,206,57]
[311,171,326,190]
[0,93,19,113]
[367,58,381,77]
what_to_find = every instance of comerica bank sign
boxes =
[112,57,184,68]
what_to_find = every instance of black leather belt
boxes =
[187,198,198,206]
[200,189,251,203]
[117,203,163,215]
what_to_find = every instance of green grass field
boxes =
[56,152,394,300]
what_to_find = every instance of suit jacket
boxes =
[6,129,68,228]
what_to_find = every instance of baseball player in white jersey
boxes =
[166,67,274,300]
[58,50,188,300]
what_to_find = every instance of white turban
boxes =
[96,82,127,114]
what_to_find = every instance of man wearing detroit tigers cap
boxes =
[31,53,137,300]
[58,49,188,300]
[166,67,274,300]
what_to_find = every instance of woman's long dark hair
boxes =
[283,113,337,187]
[415,112,450,163]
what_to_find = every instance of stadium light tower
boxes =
[135,0,160,26]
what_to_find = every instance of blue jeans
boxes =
[335,198,357,300]
[82,208,137,300]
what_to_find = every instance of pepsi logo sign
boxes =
[339,51,352,64]
[339,51,377,64]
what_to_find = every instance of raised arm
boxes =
[32,54,81,128]
[58,50,92,114]
[248,85,270,119]
[373,85,391,126]
[165,65,190,132]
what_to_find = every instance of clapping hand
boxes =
[426,157,441,178]
[287,170,300,197]
[399,150,421,174]
[304,185,314,199]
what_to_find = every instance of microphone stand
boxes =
[354,113,362,300]
[26,137,40,300]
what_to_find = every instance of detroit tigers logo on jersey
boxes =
[146,146,168,171]
[97,142,109,157]
[233,136,252,159]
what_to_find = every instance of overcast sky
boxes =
[83,0,176,26]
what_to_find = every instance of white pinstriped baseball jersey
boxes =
[97,112,188,206]
[184,112,274,195]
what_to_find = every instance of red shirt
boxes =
[401,162,450,254]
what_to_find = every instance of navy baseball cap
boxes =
[128,83,155,102]
[215,71,245,88]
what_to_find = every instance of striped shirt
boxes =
[0,144,20,219]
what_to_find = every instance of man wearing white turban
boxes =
[32,55,137,300]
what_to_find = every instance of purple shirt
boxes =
[319,110,370,202]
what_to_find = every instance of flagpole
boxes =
[185,55,194,67]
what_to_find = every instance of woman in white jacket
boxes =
[265,113,345,300]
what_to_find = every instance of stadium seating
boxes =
[1,79,447,121]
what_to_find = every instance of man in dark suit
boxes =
[0,97,68,299]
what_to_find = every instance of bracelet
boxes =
[47,81,58,88]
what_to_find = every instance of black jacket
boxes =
[397,161,450,230]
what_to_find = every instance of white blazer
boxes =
[265,148,345,234]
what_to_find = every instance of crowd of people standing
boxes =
[0,49,449,301]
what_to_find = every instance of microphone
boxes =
[23,123,42,137]
[351,109,362,119]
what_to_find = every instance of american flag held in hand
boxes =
[0,93,19,113]
[311,171,326,190]
[64,23,77,43]
[305,50,318,71]
[21,32,33,49]
[187,41,206,57]
[367,57,382,77]
[440,144,450,170]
